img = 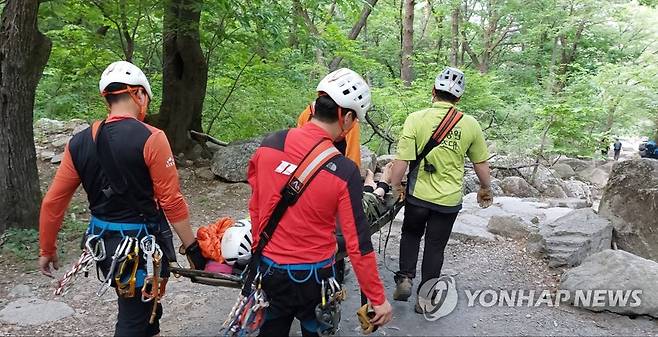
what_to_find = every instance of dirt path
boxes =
[1,165,656,336]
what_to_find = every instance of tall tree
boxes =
[449,6,460,66]
[0,0,52,233]
[328,0,380,70]
[401,0,415,86]
[158,0,208,154]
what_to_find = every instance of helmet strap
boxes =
[101,86,148,121]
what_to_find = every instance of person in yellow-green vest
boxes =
[389,67,493,313]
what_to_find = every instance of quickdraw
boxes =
[315,277,345,336]
[97,236,133,297]
[221,273,269,337]
[139,234,164,324]
[115,237,140,298]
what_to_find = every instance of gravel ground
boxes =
[1,164,656,336]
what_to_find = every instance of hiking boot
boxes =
[393,275,412,301]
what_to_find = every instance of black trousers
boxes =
[397,202,458,290]
[92,231,167,337]
[258,264,336,337]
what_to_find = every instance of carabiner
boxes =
[85,235,106,261]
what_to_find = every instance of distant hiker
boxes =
[613,138,622,161]
[38,61,206,336]
[389,66,493,313]
[243,68,392,336]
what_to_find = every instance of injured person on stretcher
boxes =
[174,162,400,286]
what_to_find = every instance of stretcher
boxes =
[171,196,404,288]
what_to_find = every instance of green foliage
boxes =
[1,228,39,261]
[33,0,658,155]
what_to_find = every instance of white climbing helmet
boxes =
[99,61,153,98]
[221,219,253,266]
[434,67,465,98]
[316,68,371,121]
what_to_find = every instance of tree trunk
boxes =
[158,0,208,155]
[450,7,460,67]
[0,0,52,232]
[401,0,415,87]
[328,0,379,70]
[417,0,432,45]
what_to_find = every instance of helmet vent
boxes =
[342,89,350,95]
[125,71,131,75]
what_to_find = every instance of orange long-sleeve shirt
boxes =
[39,116,189,257]
[297,105,361,167]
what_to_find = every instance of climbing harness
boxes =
[315,277,345,336]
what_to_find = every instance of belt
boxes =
[261,256,334,271]
[88,216,149,236]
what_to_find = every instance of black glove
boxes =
[184,240,207,270]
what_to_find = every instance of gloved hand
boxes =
[477,186,493,208]
[184,240,207,270]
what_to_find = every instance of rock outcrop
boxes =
[211,138,261,182]
[599,159,658,262]
[529,208,612,267]
[500,177,540,197]
[487,215,531,239]
[560,249,658,318]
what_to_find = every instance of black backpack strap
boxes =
[408,107,463,173]
[245,139,341,280]
[93,120,177,262]
[94,120,155,218]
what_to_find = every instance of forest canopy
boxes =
[34,0,658,157]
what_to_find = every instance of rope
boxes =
[54,250,94,296]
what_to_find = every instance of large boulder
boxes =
[500,176,539,197]
[487,215,531,239]
[560,249,658,318]
[552,163,576,179]
[576,167,609,188]
[463,173,504,196]
[558,157,592,173]
[543,183,568,198]
[562,179,592,201]
[530,208,613,267]
[211,138,261,182]
[451,213,495,242]
[599,159,658,262]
